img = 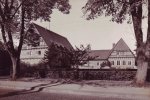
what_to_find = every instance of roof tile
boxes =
[89,50,111,60]
[33,23,73,49]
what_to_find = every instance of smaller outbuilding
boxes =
[80,38,136,69]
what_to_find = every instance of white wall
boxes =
[108,57,136,69]
[20,36,48,64]
[79,60,106,69]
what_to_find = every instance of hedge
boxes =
[19,63,150,82]
[146,68,150,82]
[46,69,137,81]
[21,67,137,81]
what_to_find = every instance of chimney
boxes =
[113,43,115,48]
[86,44,91,51]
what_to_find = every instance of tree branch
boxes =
[1,24,7,43]
[7,29,15,55]
[4,0,9,16]
[9,0,15,11]
[146,0,150,44]
[0,1,5,7]
[130,0,143,48]
[10,0,26,19]
[0,3,5,19]
[18,4,25,56]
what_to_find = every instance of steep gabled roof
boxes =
[112,38,131,51]
[33,23,73,49]
[88,50,111,60]
[88,38,135,60]
[108,38,135,57]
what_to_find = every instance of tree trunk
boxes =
[129,0,148,85]
[135,58,148,85]
[10,55,20,80]
[16,58,20,77]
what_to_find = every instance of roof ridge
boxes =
[89,49,111,60]
[33,23,66,39]
[91,49,111,51]
[107,38,135,58]
[113,38,130,50]
[32,23,73,49]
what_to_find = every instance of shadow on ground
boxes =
[0,76,10,80]
[0,79,73,98]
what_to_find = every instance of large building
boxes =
[80,38,136,69]
[1,23,135,68]
[20,23,72,64]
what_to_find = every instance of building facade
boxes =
[79,38,136,69]
[20,23,72,64]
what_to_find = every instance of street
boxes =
[0,88,148,100]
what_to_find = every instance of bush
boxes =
[46,69,137,81]
[19,61,137,81]
[0,49,11,76]
[20,62,47,78]
[146,68,150,82]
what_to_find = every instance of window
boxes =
[128,61,132,65]
[117,61,120,65]
[120,52,125,55]
[97,62,99,66]
[112,51,117,55]
[123,61,126,65]
[111,61,114,65]
[119,52,122,55]
[27,51,31,55]
[37,51,41,55]
[117,52,119,55]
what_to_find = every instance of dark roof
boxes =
[109,38,135,57]
[112,38,131,51]
[88,50,111,60]
[88,38,135,60]
[33,23,73,49]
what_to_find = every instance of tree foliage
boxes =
[23,0,71,21]
[0,0,71,79]
[44,43,71,69]
[69,45,95,69]
[83,0,149,85]
[44,43,95,69]
[23,24,41,47]
[100,60,111,69]
[83,0,147,23]
[0,41,11,73]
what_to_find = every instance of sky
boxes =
[35,0,140,51]
[0,0,148,51]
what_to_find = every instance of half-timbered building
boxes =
[80,38,136,69]
[20,23,72,64]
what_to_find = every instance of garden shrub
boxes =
[20,62,47,78]
[19,62,138,81]
[146,68,150,82]
[46,69,137,81]
[0,49,11,76]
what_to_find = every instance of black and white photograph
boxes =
[0,0,150,100]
